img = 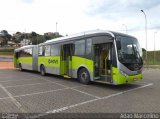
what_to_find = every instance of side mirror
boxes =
[116,41,121,50]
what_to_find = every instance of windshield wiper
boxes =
[133,46,143,64]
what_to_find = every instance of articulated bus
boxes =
[14,30,143,85]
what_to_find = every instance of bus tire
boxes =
[78,68,90,84]
[19,63,23,71]
[40,65,46,76]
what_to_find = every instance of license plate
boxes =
[133,78,138,81]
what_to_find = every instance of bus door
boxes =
[94,43,112,82]
[61,44,74,76]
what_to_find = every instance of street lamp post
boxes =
[154,31,157,64]
[140,10,148,62]
[122,24,128,34]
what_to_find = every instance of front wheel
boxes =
[78,68,90,84]
[40,65,46,76]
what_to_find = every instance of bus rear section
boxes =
[14,45,38,71]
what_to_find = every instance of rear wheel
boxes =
[78,68,90,84]
[19,63,23,71]
[40,65,46,76]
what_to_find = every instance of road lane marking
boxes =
[0,97,10,100]
[29,83,153,118]
[134,81,151,85]
[0,85,87,100]
[71,88,101,99]
[120,83,153,93]
[5,82,51,88]
[13,85,87,98]
[0,83,27,113]
[44,83,153,114]
[0,78,45,83]
[1,72,101,99]
[31,75,70,88]
[31,75,102,99]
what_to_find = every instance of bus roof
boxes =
[40,30,116,45]
[14,45,36,52]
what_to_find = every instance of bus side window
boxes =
[75,40,85,56]
[51,44,60,56]
[86,38,92,56]
[39,46,45,56]
[45,45,51,56]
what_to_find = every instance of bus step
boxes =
[63,75,71,78]
[100,75,107,80]
[95,75,112,83]
[94,80,111,84]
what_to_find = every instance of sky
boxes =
[0,0,160,51]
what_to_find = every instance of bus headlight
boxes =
[120,70,128,77]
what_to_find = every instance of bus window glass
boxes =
[86,38,92,55]
[25,48,32,56]
[38,46,44,56]
[20,48,32,57]
[45,45,50,56]
[51,44,60,56]
[116,36,142,64]
[75,40,85,56]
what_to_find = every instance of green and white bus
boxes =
[14,30,143,85]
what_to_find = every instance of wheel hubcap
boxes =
[81,72,87,80]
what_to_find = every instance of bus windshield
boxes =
[116,36,142,64]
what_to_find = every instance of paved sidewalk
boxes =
[0,62,14,69]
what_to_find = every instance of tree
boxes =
[31,31,37,36]
[0,30,12,46]
[1,30,8,35]
[29,32,63,45]
[44,32,62,41]
[12,32,25,44]
[28,31,38,45]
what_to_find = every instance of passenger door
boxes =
[60,44,74,76]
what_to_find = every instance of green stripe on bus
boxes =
[19,57,32,65]
[72,56,93,72]
[38,56,93,72]
[38,56,60,68]
[112,67,143,85]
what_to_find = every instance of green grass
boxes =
[0,48,14,56]
[0,48,14,52]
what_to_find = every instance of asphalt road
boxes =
[0,68,159,118]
